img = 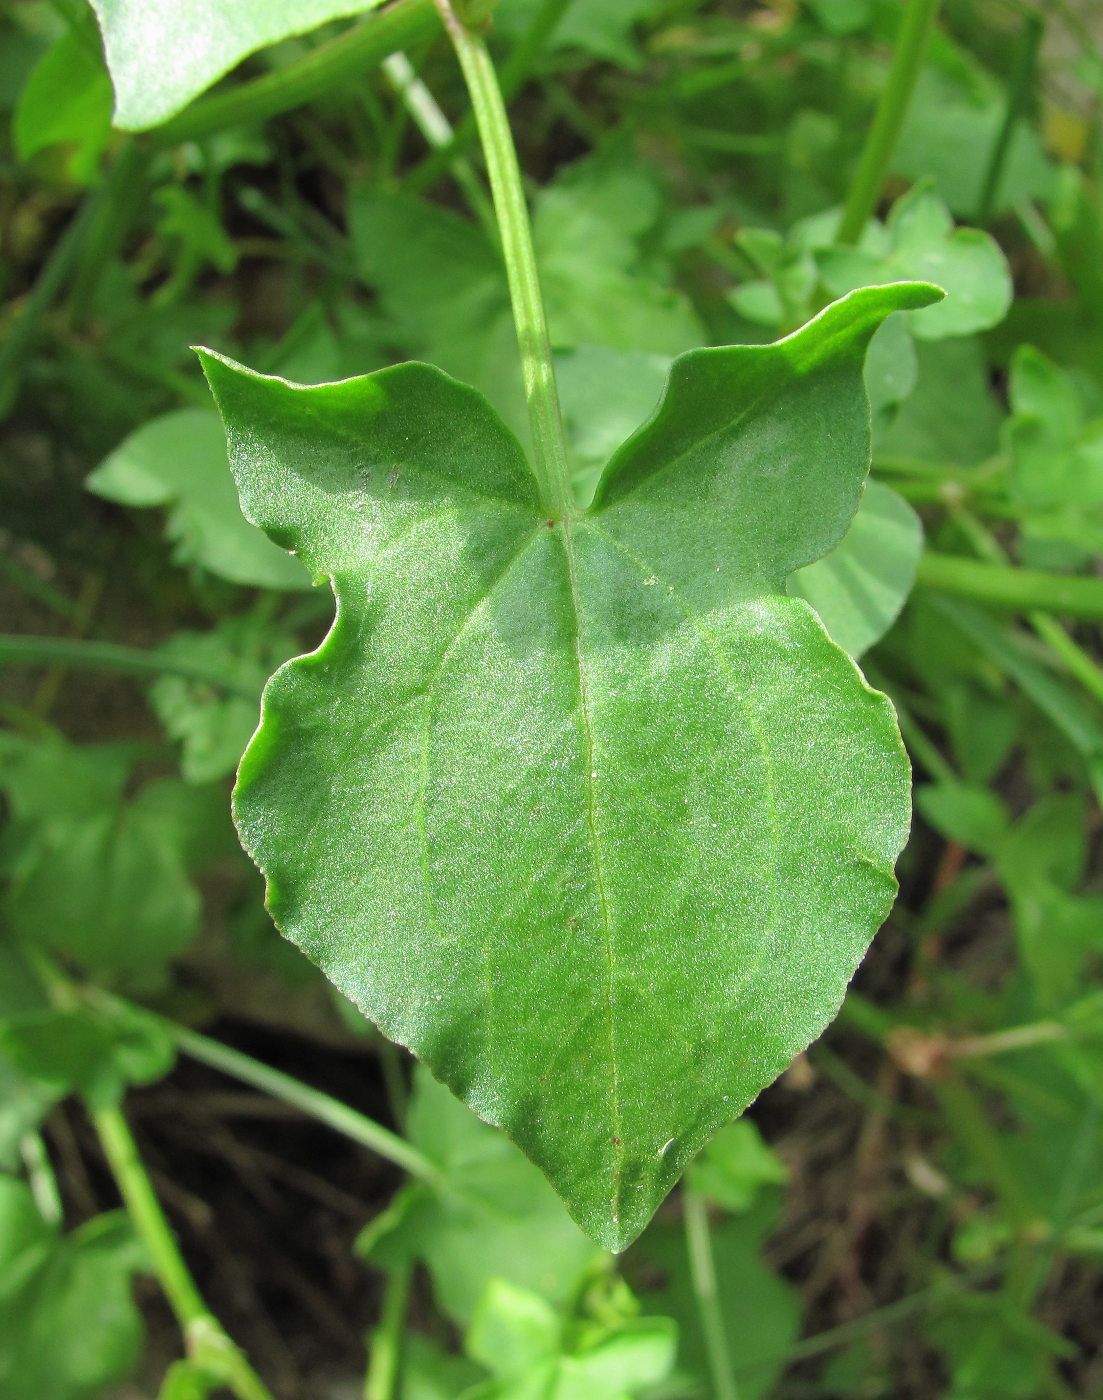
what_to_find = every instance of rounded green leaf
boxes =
[788,480,923,658]
[87,409,311,590]
[199,282,940,1251]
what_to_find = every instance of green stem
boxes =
[433,0,573,515]
[20,1132,63,1225]
[170,1023,444,1188]
[154,0,439,145]
[683,1185,740,1400]
[916,553,1103,621]
[408,0,575,195]
[0,634,259,698]
[836,0,942,245]
[945,507,1103,706]
[976,12,1043,225]
[381,52,497,235]
[364,1264,412,1400]
[1029,612,1103,709]
[92,1104,277,1400]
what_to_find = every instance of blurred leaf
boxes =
[916,782,1009,856]
[151,616,297,783]
[154,186,239,276]
[0,1055,60,1171]
[351,156,702,434]
[13,28,112,184]
[1005,346,1103,563]
[0,1187,146,1400]
[130,777,239,870]
[401,1335,485,1400]
[9,805,201,975]
[925,1290,1074,1400]
[357,1068,601,1326]
[555,346,671,508]
[805,0,873,35]
[876,335,1004,465]
[156,1361,221,1400]
[0,1002,175,1112]
[865,312,919,415]
[89,0,392,129]
[495,0,668,68]
[789,480,923,657]
[818,185,1013,339]
[687,1119,788,1213]
[463,1277,676,1400]
[894,65,1054,216]
[0,737,203,975]
[86,409,311,589]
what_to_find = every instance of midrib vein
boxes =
[560,516,624,1224]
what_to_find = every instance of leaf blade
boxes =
[200,283,938,1250]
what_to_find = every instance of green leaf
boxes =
[893,64,1054,217]
[0,1055,60,1170]
[817,185,1012,340]
[88,0,390,130]
[357,1067,599,1325]
[496,0,668,68]
[864,312,918,415]
[86,408,311,590]
[351,159,702,435]
[13,28,113,184]
[875,335,1004,466]
[463,1277,676,1399]
[1004,346,1103,563]
[199,281,940,1250]
[555,346,672,509]
[915,782,1009,857]
[0,1195,147,1400]
[156,1361,221,1400]
[687,1119,788,1213]
[788,480,922,658]
[151,616,297,783]
[0,1002,175,1112]
[0,737,203,976]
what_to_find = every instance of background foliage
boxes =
[2,0,1103,1397]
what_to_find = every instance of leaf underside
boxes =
[199,282,941,1251]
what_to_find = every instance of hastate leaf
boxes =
[198,281,940,1251]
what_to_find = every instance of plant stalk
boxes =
[364,1264,412,1400]
[382,52,497,234]
[836,0,942,244]
[170,1023,444,1188]
[944,506,1103,706]
[976,13,1043,225]
[916,554,1103,622]
[683,1184,740,1400]
[0,634,260,698]
[92,1104,278,1400]
[433,0,573,516]
[408,0,575,194]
